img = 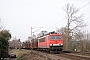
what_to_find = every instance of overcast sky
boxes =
[0,0,90,41]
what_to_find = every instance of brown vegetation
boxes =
[10,49,45,60]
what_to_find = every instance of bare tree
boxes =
[63,4,86,51]
[9,38,22,49]
[82,32,90,52]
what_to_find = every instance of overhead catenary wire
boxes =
[45,2,90,31]
[32,27,43,33]
[79,2,90,10]
[45,18,65,31]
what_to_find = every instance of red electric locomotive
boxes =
[38,32,63,52]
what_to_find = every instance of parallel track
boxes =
[55,52,90,60]
[35,50,90,60]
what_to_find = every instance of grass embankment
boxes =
[10,49,44,60]
[10,49,31,60]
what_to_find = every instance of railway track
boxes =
[22,49,90,60]
[33,50,90,60]
[65,53,90,58]
[55,52,90,60]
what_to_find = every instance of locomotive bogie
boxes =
[50,46,63,51]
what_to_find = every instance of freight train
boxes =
[22,31,63,53]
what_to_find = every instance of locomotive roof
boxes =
[38,33,62,39]
[37,31,62,38]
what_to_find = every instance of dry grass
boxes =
[10,49,30,58]
[10,49,45,60]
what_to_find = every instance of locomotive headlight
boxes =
[61,44,63,45]
[50,44,52,46]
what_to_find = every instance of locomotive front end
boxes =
[49,34,63,51]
